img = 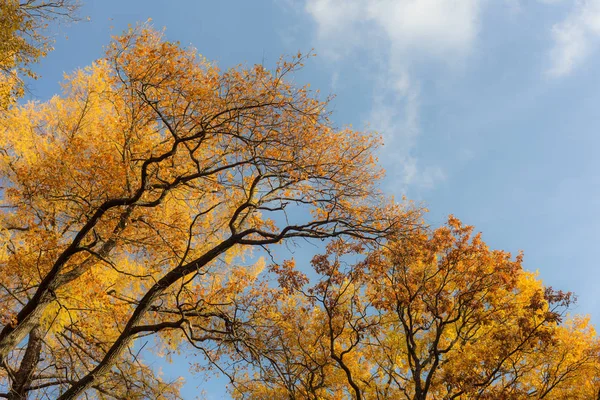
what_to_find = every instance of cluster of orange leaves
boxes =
[0,4,597,399]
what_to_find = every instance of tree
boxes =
[226,217,600,400]
[0,0,79,109]
[1,6,596,400]
[0,25,418,399]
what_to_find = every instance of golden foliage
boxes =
[0,8,595,399]
[0,25,407,399]
[223,218,599,400]
[0,0,79,109]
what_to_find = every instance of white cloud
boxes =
[304,0,482,191]
[306,0,482,61]
[305,0,363,35]
[368,71,419,149]
[547,0,600,77]
[368,71,446,191]
[304,0,376,59]
[366,0,481,59]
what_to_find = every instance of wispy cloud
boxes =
[369,76,446,190]
[547,0,600,77]
[305,0,481,61]
[365,0,481,60]
[304,0,482,192]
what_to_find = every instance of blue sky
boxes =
[29,0,600,397]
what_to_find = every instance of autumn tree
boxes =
[0,0,79,109]
[226,217,600,400]
[0,24,420,398]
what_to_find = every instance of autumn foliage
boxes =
[0,22,417,399]
[0,5,598,400]
[0,0,79,109]
[220,219,600,399]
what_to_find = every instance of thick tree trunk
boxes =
[7,325,43,400]
[57,236,238,399]
[0,206,134,364]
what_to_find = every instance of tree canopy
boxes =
[0,24,418,399]
[221,218,599,399]
[0,4,598,400]
[0,0,79,109]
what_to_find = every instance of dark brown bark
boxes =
[7,326,43,400]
